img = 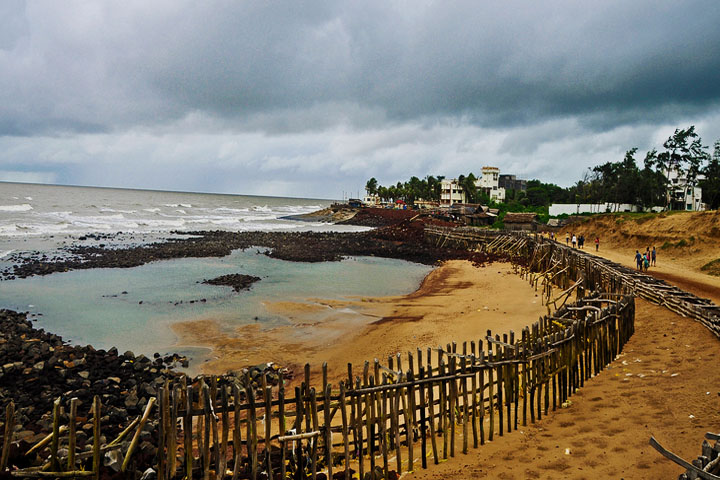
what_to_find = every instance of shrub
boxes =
[701,259,720,277]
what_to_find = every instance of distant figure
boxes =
[651,246,656,266]
[579,235,585,249]
[635,250,642,270]
[566,233,570,245]
[571,234,577,248]
[643,253,650,272]
[595,237,599,252]
[550,232,555,241]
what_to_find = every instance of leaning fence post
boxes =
[92,396,101,480]
[67,398,78,472]
[50,397,62,472]
[122,397,157,472]
[1,401,15,472]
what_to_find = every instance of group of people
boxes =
[635,247,657,271]
[547,231,600,251]
[566,232,600,252]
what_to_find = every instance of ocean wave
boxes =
[252,205,272,212]
[0,249,13,259]
[143,208,161,213]
[213,207,251,214]
[100,208,138,214]
[0,203,33,212]
[164,203,192,208]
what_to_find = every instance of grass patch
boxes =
[661,241,672,249]
[701,259,720,277]
[675,239,688,248]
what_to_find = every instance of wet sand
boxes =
[171,260,548,384]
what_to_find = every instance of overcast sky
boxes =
[1,1,720,199]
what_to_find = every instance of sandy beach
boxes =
[172,260,548,385]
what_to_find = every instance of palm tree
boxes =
[365,177,378,196]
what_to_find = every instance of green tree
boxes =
[638,149,666,209]
[657,126,709,210]
[700,140,720,210]
[365,177,378,196]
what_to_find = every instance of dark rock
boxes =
[203,273,261,292]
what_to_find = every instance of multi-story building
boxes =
[667,167,704,211]
[440,178,466,206]
[498,174,527,192]
[475,166,506,203]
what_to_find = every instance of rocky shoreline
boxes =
[1,209,488,281]
[0,308,290,471]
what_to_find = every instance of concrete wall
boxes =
[549,203,641,216]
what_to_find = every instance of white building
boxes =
[363,193,381,206]
[475,166,506,203]
[667,167,704,211]
[440,178,466,206]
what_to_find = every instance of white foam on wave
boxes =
[143,208,161,213]
[0,203,33,212]
[213,207,251,214]
[0,249,13,259]
[100,208,138,214]
[25,197,33,201]
[175,209,187,214]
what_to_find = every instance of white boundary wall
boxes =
[549,203,642,216]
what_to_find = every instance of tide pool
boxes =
[0,249,433,363]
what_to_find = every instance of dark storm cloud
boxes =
[1,1,720,197]
[2,0,720,136]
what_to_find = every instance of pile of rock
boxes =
[0,310,186,441]
[202,273,261,292]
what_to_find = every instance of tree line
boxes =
[364,125,720,211]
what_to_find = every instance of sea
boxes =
[0,182,433,370]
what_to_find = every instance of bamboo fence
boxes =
[427,226,720,479]
[1,291,634,480]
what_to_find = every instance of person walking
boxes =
[595,236,599,252]
[651,246,656,266]
[571,234,577,248]
[579,234,585,249]
[643,253,650,272]
[635,250,642,270]
[566,233,570,245]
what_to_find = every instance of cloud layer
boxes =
[2,1,720,197]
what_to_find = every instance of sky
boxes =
[1,1,720,200]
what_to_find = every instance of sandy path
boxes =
[172,260,548,385]
[579,242,720,304]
